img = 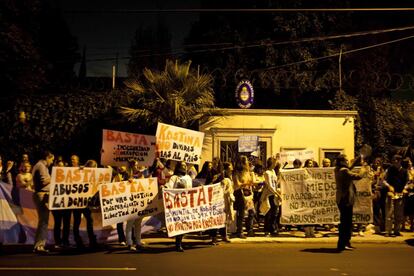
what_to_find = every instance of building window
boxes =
[320,148,344,165]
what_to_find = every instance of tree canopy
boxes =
[121,59,223,130]
[0,0,79,96]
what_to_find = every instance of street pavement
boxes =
[2,226,414,254]
[1,227,414,276]
[1,237,414,276]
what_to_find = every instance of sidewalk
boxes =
[143,229,414,245]
[2,230,413,255]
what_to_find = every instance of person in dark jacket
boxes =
[334,154,365,251]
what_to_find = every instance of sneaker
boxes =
[33,247,49,254]
[54,244,63,250]
[176,246,184,252]
[211,237,218,245]
[394,232,402,236]
[120,241,127,246]
[129,245,137,252]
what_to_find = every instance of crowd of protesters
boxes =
[1,151,414,254]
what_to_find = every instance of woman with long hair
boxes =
[233,156,255,238]
[165,161,193,252]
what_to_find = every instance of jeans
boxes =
[234,189,254,235]
[117,222,126,243]
[33,192,49,249]
[73,208,96,246]
[373,191,386,232]
[126,217,143,246]
[51,210,71,246]
[385,196,404,234]
[264,195,279,234]
[175,234,183,249]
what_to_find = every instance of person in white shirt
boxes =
[165,161,192,252]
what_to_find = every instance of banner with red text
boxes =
[155,123,204,165]
[280,168,372,225]
[49,167,112,210]
[101,129,156,167]
[99,178,162,226]
[163,183,226,237]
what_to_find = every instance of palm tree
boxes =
[121,59,223,129]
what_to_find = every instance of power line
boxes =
[64,8,414,14]
[84,25,414,62]
[263,34,414,71]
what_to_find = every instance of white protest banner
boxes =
[238,135,258,152]
[163,183,226,237]
[155,123,204,165]
[279,149,315,164]
[352,172,374,224]
[280,168,373,225]
[99,177,162,226]
[101,129,156,167]
[49,167,112,210]
[280,168,338,225]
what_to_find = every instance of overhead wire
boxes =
[64,8,414,14]
[83,25,414,62]
[261,34,414,71]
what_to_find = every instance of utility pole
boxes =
[112,52,119,90]
[339,46,343,92]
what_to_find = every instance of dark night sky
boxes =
[57,0,414,77]
[58,0,200,77]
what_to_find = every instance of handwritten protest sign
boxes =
[280,168,372,225]
[163,183,226,237]
[99,178,162,226]
[279,149,315,165]
[155,123,204,165]
[353,174,373,223]
[49,167,112,210]
[238,135,258,152]
[101,129,156,167]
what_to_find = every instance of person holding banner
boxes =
[51,159,71,249]
[334,155,364,251]
[32,150,54,254]
[165,161,193,252]
[72,158,98,249]
[161,160,175,186]
[303,159,316,238]
[233,156,256,238]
